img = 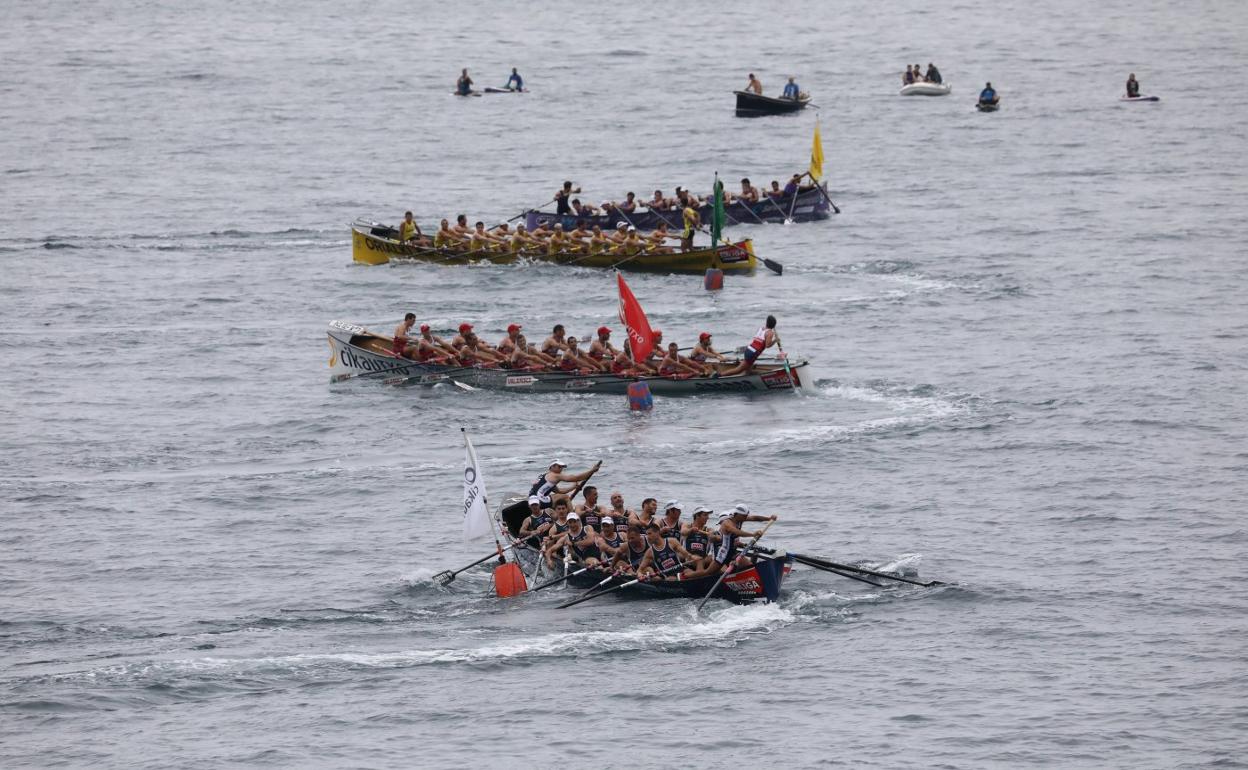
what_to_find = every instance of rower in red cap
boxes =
[497,323,523,356]
[690,331,728,376]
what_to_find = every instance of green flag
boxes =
[711,174,726,244]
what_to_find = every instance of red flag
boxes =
[617,271,653,362]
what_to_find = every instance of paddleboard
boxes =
[1120,95,1159,102]
[451,91,483,97]
[483,87,528,94]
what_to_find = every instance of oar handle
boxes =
[558,557,698,609]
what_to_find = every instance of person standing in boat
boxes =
[782,76,801,99]
[1126,73,1140,98]
[506,67,524,91]
[554,181,580,216]
[529,458,601,508]
[745,73,763,95]
[456,68,473,96]
[979,82,998,106]
[720,315,780,377]
[392,313,417,357]
[925,63,942,84]
[680,197,701,252]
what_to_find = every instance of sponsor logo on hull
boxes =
[329,320,366,335]
[506,375,536,387]
[564,378,594,389]
[760,369,795,389]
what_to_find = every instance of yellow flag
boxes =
[809,120,824,182]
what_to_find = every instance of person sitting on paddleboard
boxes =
[746,72,763,95]
[392,313,417,357]
[720,315,779,377]
[529,458,601,509]
[1126,73,1140,98]
[637,522,700,580]
[979,82,998,105]
[506,67,523,91]
[456,68,473,96]
[712,504,778,573]
[925,62,942,84]
[782,76,801,99]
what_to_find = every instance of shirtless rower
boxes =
[657,342,703,377]
[745,72,763,95]
[637,522,699,580]
[587,326,620,365]
[516,333,558,368]
[529,457,601,509]
[648,190,671,211]
[712,504,777,574]
[451,214,471,240]
[542,324,571,359]
[720,315,780,376]
[738,178,760,203]
[392,313,417,357]
[646,223,677,254]
[399,211,423,243]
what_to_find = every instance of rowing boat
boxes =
[351,221,758,273]
[1120,94,1159,102]
[523,183,832,231]
[900,81,952,96]
[734,90,811,117]
[327,320,809,395]
[495,496,793,603]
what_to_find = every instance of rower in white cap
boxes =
[713,504,777,572]
[528,457,601,509]
[659,500,685,539]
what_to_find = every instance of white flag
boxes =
[462,430,493,541]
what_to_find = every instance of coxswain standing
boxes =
[720,315,779,377]
[555,181,580,216]
[680,199,701,252]
[745,72,763,95]
[529,458,601,508]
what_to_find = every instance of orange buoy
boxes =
[494,561,527,597]
[627,381,653,411]
[704,268,724,291]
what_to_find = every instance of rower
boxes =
[542,324,570,359]
[925,62,942,84]
[548,512,602,567]
[738,178,759,203]
[576,486,606,531]
[470,221,498,251]
[683,506,717,570]
[782,76,801,99]
[399,211,422,243]
[456,68,473,96]
[392,313,417,357]
[691,332,728,369]
[637,522,698,579]
[597,516,624,562]
[1126,73,1140,98]
[608,491,634,534]
[767,180,783,199]
[528,457,601,509]
[607,221,629,246]
[587,326,620,365]
[547,223,567,255]
[649,189,670,211]
[555,181,580,216]
[979,82,998,106]
[614,226,644,255]
[658,342,703,377]
[567,221,592,252]
[572,199,597,218]
[712,503,777,573]
[612,524,651,575]
[646,223,676,255]
[563,336,607,372]
[588,225,611,254]
[681,198,701,252]
[720,315,779,377]
[783,173,802,197]
[497,323,523,355]
[746,72,763,95]
[506,67,524,91]
[541,499,574,568]
[620,192,638,213]
[519,495,555,546]
[630,497,658,529]
[659,500,684,539]
[452,214,471,240]
[416,324,457,361]
[434,219,454,248]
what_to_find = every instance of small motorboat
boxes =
[900,81,952,96]
[976,100,1000,112]
[1120,94,1160,102]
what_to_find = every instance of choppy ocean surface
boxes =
[3,0,1247,767]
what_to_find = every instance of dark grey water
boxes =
[4,0,1248,767]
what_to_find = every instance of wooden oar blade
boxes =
[763,258,783,275]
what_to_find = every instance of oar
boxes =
[735,198,768,226]
[433,540,524,585]
[762,194,794,225]
[696,518,777,612]
[330,359,428,383]
[557,557,701,609]
[775,337,797,392]
[785,186,800,223]
[812,180,841,214]
[790,553,883,586]
[789,552,945,587]
[698,225,782,275]
[528,562,595,592]
[508,196,557,223]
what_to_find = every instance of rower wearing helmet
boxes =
[528,457,601,508]
[713,504,777,572]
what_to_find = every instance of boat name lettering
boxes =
[330,320,366,334]
[719,245,749,263]
[727,578,760,592]
[760,370,794,389]
[564,379,593,389]
[339,347,398,373]
[362,235,417,255]
[506,376,536,387]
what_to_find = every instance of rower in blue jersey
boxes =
[637,522,699,580]
[575,486,606,531]
[547,513,603,566]
[712,504,777,573]
[596,516,624,563]
[682,506,718,570]
[528,457,600,508]
[782,76,801,99]
[506,68,524,91]
[613,525,651,575]
[519,496,555,547]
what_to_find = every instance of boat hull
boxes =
[976,101,999,112]
[352,225,756,273]
[524,184,831,232]
[327,322,807,396]
[564,558,793,603]
[900,82,952,96]
[734,90,811,116]
[1120,95,1159,102]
